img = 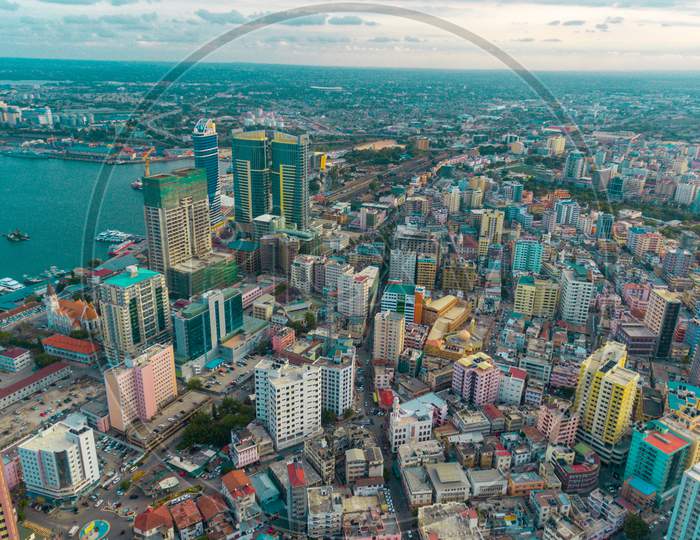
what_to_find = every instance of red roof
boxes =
[222,470,255,499]
[0,362,70,400]
[0,347,29,359]
[378,388,395,408]
[170,499,202,529]
[0,302,39,321]
[42,334,99,355]
[645,431,688,455]
[196,494,228,521]
[483,403,504,420]
[508,367,527,380]
[134,505,173,533]
[287,462,306,488]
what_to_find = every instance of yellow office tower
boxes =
[478,209,504,257]
[513,276,559,318]
[574,342,639,464]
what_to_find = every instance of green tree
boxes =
[304,311,317,331]
[322,409,337,425]
[623,514,650,540]
[69,329,89,340]
[187,377,203,391]
[119,479,131,491]
[34,353,58,368]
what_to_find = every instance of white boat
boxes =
[0,277,24,291]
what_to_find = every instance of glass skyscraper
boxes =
[271,132,310,231]
[192,118,223,227]
[232,130,271,223]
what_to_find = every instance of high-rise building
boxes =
[144,168,212,274]
[287,460,308,533]
[317,343,355,417]
[144,168,237,299]
[373,311,405,365]
[192,119,223,227]
[232,130,271,224]
[663,249,693,280]
[451,353,502,407]
[380,282,425,326]
[667,462,700,540]
[554,200,581,227]
[98,266,171,365]
[104,343,178,433]
[559,266,594,327]
[478,209,504,258]
[547,135,566,157]
[537,401,579,447]
[574,342,639,464]
[415,254,438,290]
[172,287,244,363]
[0,462,18,540]
[254,359,322,450]
[19,414,100,502]
[512,239,543,273]
[595,213,614,240]
[389,249,416,284]
[337,266,379,319]
[644,288,681,359]
[271,132,310,231]
[441,257,477,295]
[290,255,318,295]
[623,420,690,503]
[514,276,559,318]
[564,150,585,180]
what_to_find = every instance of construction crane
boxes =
[143,147,155,177]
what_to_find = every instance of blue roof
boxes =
[628,476,657,496]
[104,267,160,288]
[204,357,226,370]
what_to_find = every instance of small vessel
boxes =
[0,277,24,292]
[95,230,132,243]
[4,229,30,242]
[131,179,143,190]
[23,274,45,285]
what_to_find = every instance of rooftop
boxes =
[103,266,159,288]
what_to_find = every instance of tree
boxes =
[69,329,89,340]
[34,353,58,368]
[322,409,337,425]
[187,377,203,391]
[623,514,650,540]
[119,479,131,491]
[85,258,102,269]
[304,311,317,331]
[343,409,354,420]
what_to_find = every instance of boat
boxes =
[23,274,45,285]
[131,179,143,190]
[0,277,24,292]
[4,229,30,242]
[95,230,132,243]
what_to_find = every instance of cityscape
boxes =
[0,3,700,540]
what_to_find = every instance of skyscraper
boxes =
[564,150,585,179]
[144,168,212,274]
[192,118,223,227]
[514,276,559,318]
[104,343,178,433]
[271,132,310,231]
[644,288,681,359]
[662,249,693,280]
[554,199,581,227]
[232,130,271,224]
[98,266,172,365]
[478,209,504,258]
[574,342,639,464]
[0,461,18,540]
[667,463,700,540]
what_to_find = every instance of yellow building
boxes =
[478,209,504,258]
[416,254,438,290]
[547,135,566,156]
[441,258,478,295]
[574,342,639,464]
[513,276,559,318]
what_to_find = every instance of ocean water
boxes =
[0,156,193,280]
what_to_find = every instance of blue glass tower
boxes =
[193,118,223,227]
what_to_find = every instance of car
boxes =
[129,494,139,500]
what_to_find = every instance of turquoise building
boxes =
[512,238,543,274]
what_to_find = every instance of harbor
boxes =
[0,154,192,282]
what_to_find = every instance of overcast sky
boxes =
[2,0,700,71]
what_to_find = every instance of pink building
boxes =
[230,430,259,468]
[451,353,501,406]
[537,401,579,447]
[0,457,18,540]
[104,343,178,433]
[622,283,651,319]
[1,455,20,491]
[271,326,295,354]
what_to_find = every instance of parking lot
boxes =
[0,372,100,449]
[200,357,256,397]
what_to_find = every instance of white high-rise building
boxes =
[667,463,700,540]
[19,414,100,502]
[254,359,322,450]
[317,346,355,417]
[373,311,405,365]
[559,266,594,327]
[290,255,317,295]
[337,266,379,319]
[389,249,416,284]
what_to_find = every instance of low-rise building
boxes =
[529,489,572,527]
[426,462,470,504]
[0,347,32,372]
[169,499,203,540]
[508,471,545,496]
[0,361,71,409]
[402,466,434,509]
[41,334,99,365]
[467,468,508,498]
[221,470,258,522]
[307,486,343,539]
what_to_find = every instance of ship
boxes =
[131,179,143,190]
[131,147,154,190]
[4,229,30,242]
[23,275,45,285]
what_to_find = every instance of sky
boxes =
[2,0,700,71]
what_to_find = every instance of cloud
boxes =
[37,0,100,4]
[280,14,327,26]
[562,20,586,26]
[596,23,609,31]
[542,38,562,42]
[306,35,351,44]
[328,15,365,25]
[547,20,560,26]
[0,0,18,10]
[512,37,535,42]
[111,0,137,5]
[404,35,426,43]
[63,15,92,24]
[195,9,247,25]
